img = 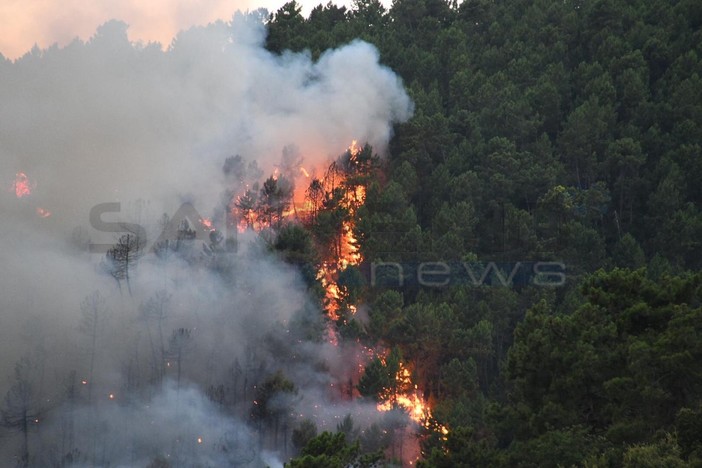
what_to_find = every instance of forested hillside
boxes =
[1,0,701,466]
[268,0,702,465]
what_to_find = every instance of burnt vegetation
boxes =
[2,0,702,466]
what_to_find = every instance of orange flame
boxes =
[13,172,32,198]
[36,207,51,218]
[374,360,449,439]
[348,140,360,158]
[375,362,428,423]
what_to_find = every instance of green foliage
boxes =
[274,223,317,264]
[286,431,382,467]
[622,434,687,468]
[506,269,702,460]
[264,1,702,465]
[250,371,297,424]
[357,347,402,400]
[292,419,318,452]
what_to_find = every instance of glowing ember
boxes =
[108,393,115,400]
[200,217,214,231]
[13,172,32,198]
[299,166,310,178]
[197,437,203,444]
[36,207,51,218]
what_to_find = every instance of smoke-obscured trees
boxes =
[1,356,45,467]
[103,231,145,295]
[168,328,194,392]
[258,176,294,230]
[139,291,171,385]
[78,291,109,404]
[291,418,317,453]
[250,371,299,454]
[287,431,383,467]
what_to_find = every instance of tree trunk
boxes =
[21,409,29,468]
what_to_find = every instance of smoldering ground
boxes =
[0,10,413,466]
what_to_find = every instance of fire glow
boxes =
[13,172,32,198]
[315,141,365,319]
[225,140,446,461]
[373,359,437,429]
[36,207,51,218]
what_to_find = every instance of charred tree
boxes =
[103,231,144,295]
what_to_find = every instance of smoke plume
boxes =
[0,11,412,466]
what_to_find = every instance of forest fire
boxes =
[11,172,52,218]
[228,140,366,319]
[13,172,32,198]
[314,141,365,318]
[224,140,443,463]
[376,363,430,424]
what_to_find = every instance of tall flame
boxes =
[222,141,446,463]
[315,140,366,320]
[374,359,449,449]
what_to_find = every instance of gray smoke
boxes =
[0,10,413,466]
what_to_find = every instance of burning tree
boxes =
[234,186,259,229]
[258,176,294,230]
[13,172,33,198]
[357,348,405,402]
[305,178,325,220]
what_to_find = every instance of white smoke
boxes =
[0,11,413,465]
[0,13,412,231]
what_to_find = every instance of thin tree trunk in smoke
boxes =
[88,321,97,404]
[145,323,160,384]
[62,371,77,458]
[168,328,193,395]
[79,292,107,405]
[21,410,28,468]
[140,291,170,384]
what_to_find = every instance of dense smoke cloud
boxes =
[0,0,255,60]
[0,14,412,230]
[0,12,412,465]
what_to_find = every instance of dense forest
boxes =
[266,0,702,466]
[1,0,702,466]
